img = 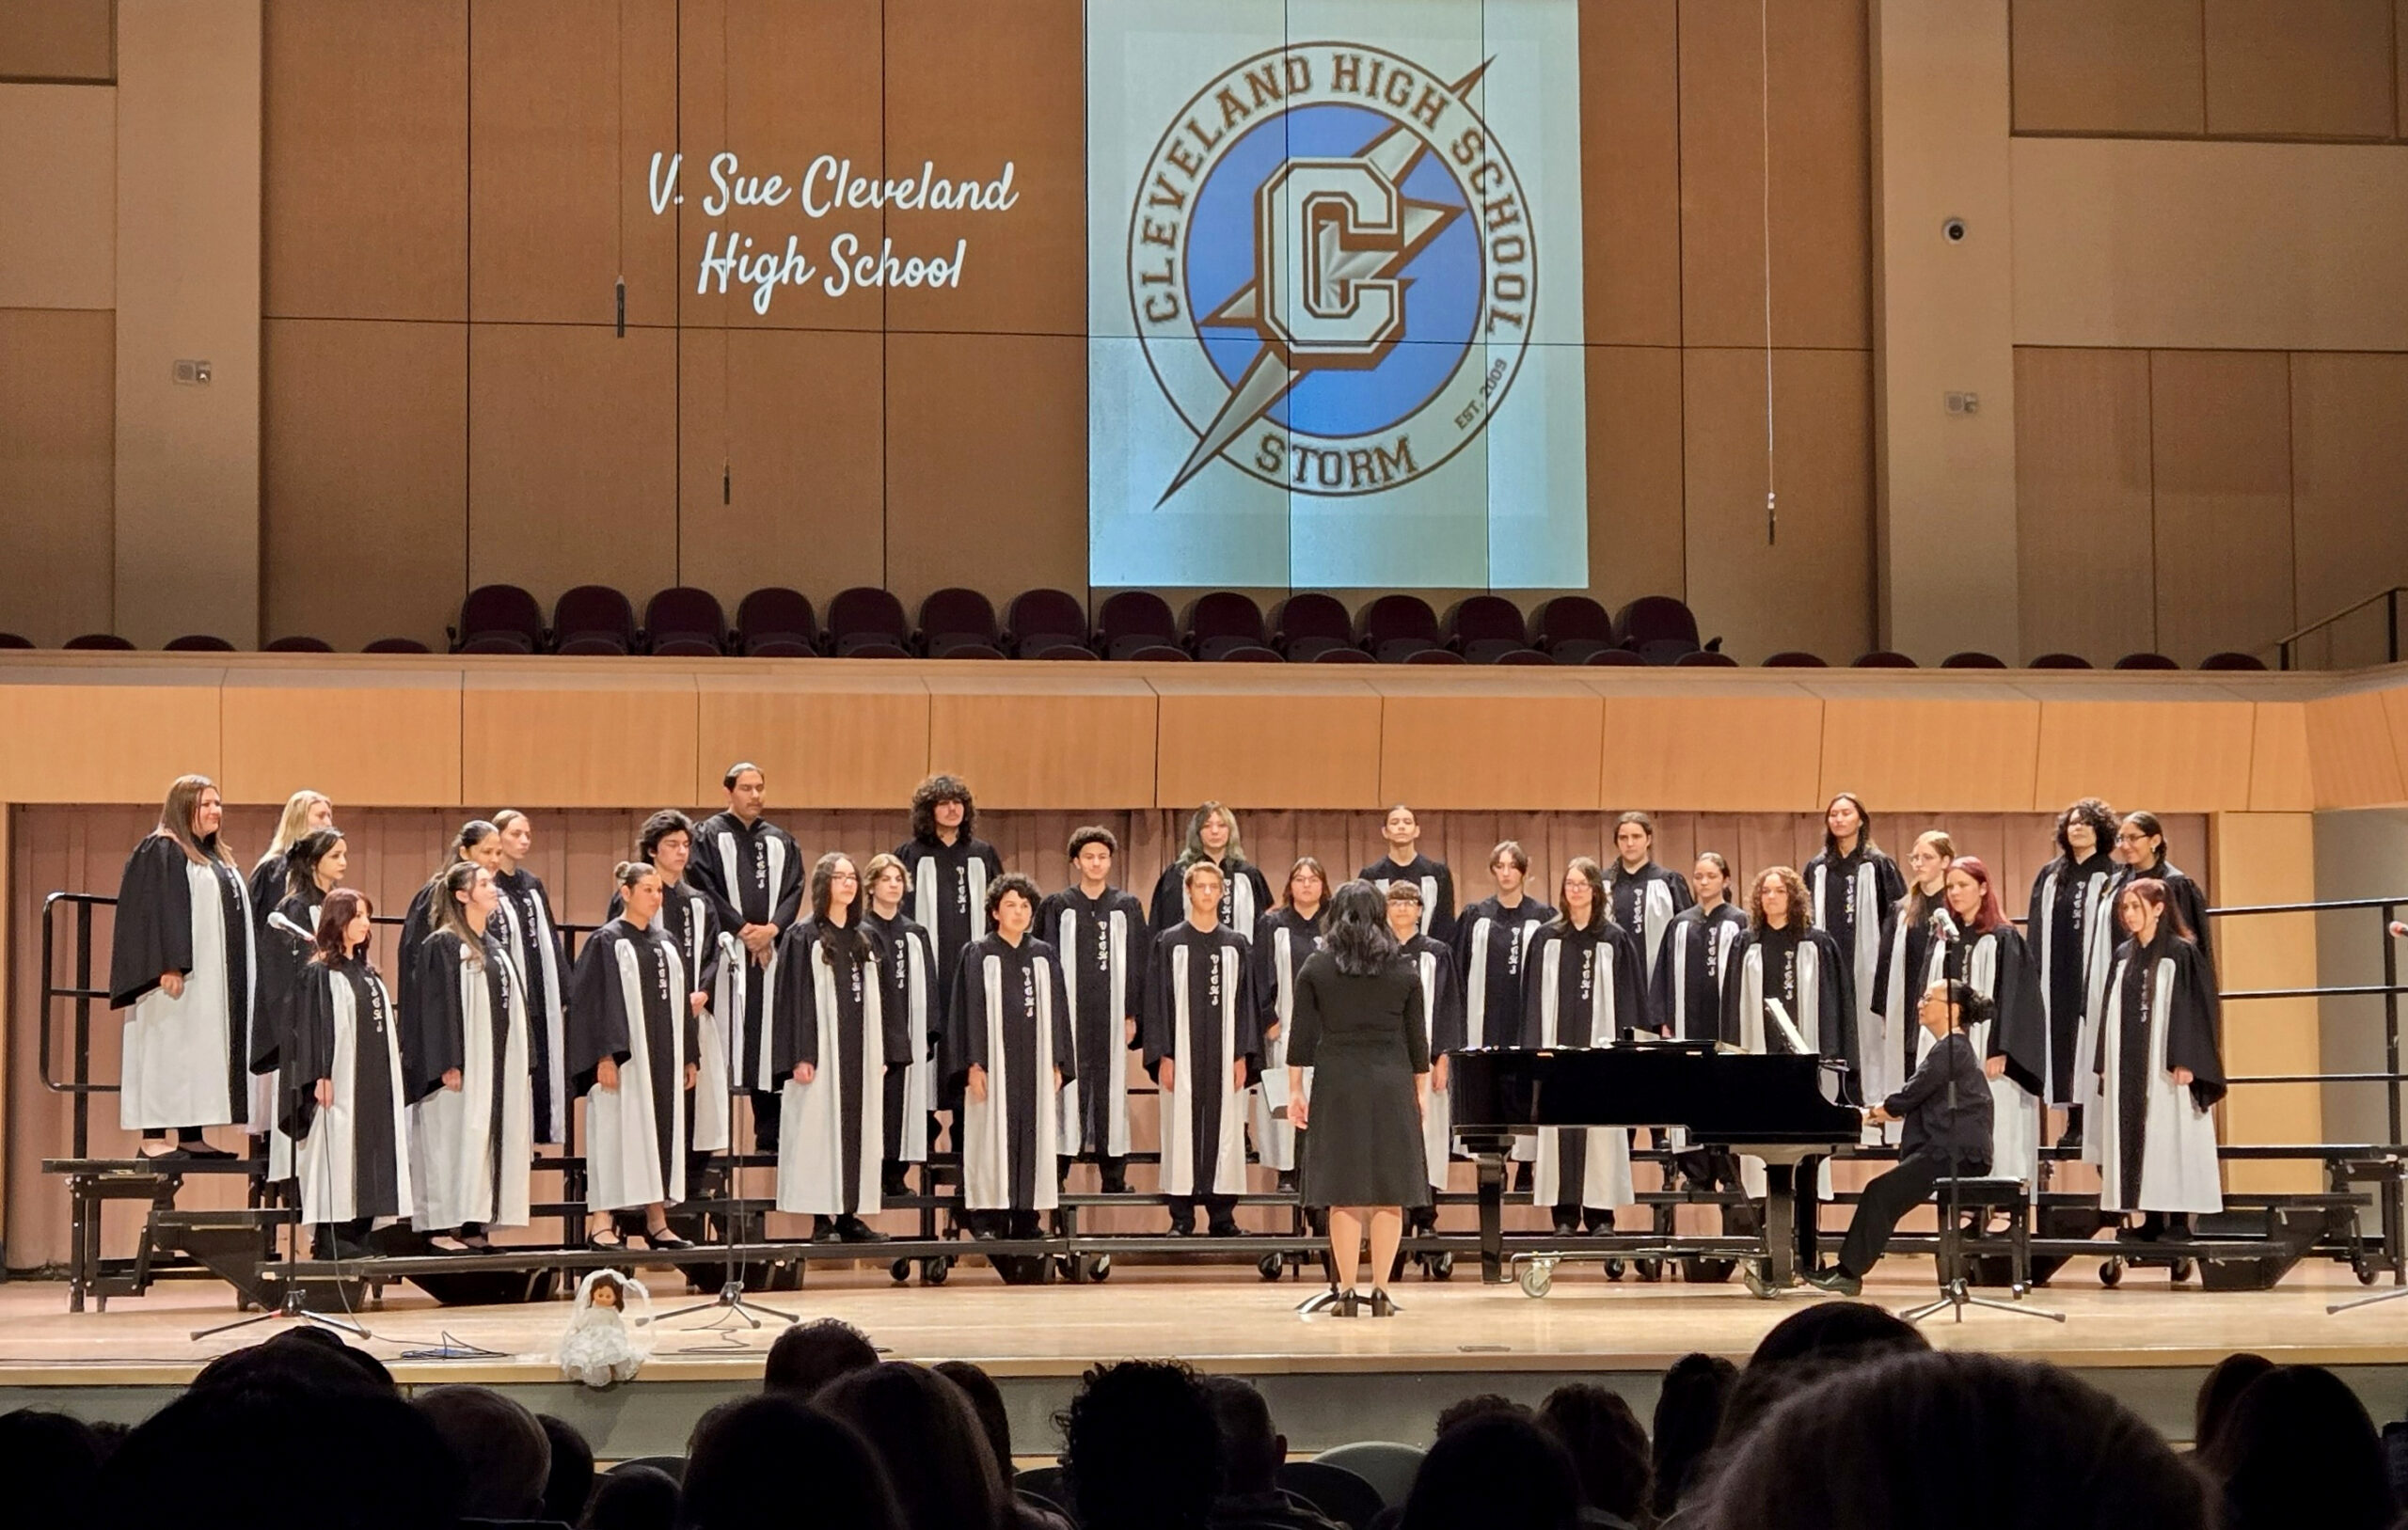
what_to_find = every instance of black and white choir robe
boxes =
[246,852,289,941]
[1249,906,1326,1175]
[1870,896,1946,1145]
[394,874,446,1029]
[2130,857,2213,964]
[1608,860,1695,979]
[1401,931,1466,1191]
[771,922,896,1217]
[1360,853,1458,942]
[1149,857,1274,947]
[282,954,411,1226]
[865,907,940,1165]
[688,812,804,1102]
[252,891,325,1177]
[109,834,257,1132]
[1522,917,1647,1213]
[620,875,741,1157]
[492,866,571,1146]
[1040,886,1149,1162]
[1453,895,1554,1165]
[1144,922,1261,1201]
[949,932,1076,1212]
[2096,932,2226,1215]
[1720,922,1854,1198]
[2028,851,2118,1111]
[1931,912,2049,1186]
[2075,867,2135,1142]
[1804,844,1906,1111]
[1651,902,1747,1043]
[404,930,533,1230]
[568,920,692,1213]
[895,832,1006,1009]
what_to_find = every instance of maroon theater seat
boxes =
[0,633,32,649]
[552,585,637,655]
[1941,651,2006,669]
[1491,647,1554,665]
[1763,651,1827,667]
[1212,644,1285,663]
[2114,652,2179,670]
[1582,648,1642,667]
[1121,642,1190,662]
[828,587,911,656]
[2028,653,2092,670]
[1357,593,1441,663]
[1533,596,1615,663]
[644,586,727,654]
[1273,592,1355,662]
[1036,643,1100,661]
[1445,595,1529,664]
[1006,588,1089,658]
[268,636,339,653]
[452,583,543,653]
[1853,651,1919,668]
[919,587,1000,657]
[1674,649,1737,667]
[2199,651,2269,671]
[165,634,237,652]
[65,634,135,650]
[1402,647,1465,665]
[840,639,912,660]
[1098,591,1179,660]
[1187,591,1268,661]
[1312,645,1375,664]
[360,637,431,654]
[650,636,724,658]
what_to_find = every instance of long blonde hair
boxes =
[1903,829,1957,925]
[430,860,490,969]
[264,790,329,859]
[157,775,231,867]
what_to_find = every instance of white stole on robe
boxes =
[1162,942,1247,1196]
[410,944,532,1230]
[1958,933,2042,1186]
[2097,955,2223,1214]
[1059,905,1135,1159]
[963,949,1059,1210]
[1248,922,1309,1172]
[1415,946,1451,1189]
[1530,940,1634,1211]
[1735,940,1832,1200]
[713,828,786,1092]
[778,941,885,1215]
[892,925,935,1161]
[295,970,414,1225]
[658,884,741,1156]
[584,935,688,1213]
[122,860,255,1131]
[493,877,569,1146]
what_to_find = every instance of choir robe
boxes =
[620,876,741,1156]
[2074,870,2135,1148]
[246,853,291,941]
[1651,903,1747,1043]
[109,835,257,1132]
[1933,915,2049,1186]
[492,866,571,1146]
[282,955,411,1225]
[394,876,445,1031]
[1870,896,1947,1145]
[2131,859,2213,965]
[1454,896,1554,1165]
[950,933,1075,1211]
[1804,844,1906,1109]
[251,893,324,1177]
[2028,852,2118,1108]
[1722,923,1853,1198]
[1523,918,1646,1213]
[2096,933,2226,1215]
[1607,861,1695,977]
[1401,931,1466,1190]
[568,920,692,1213]
[1248,907,1326,1175]
[895,833,1006,1010]
[771,923,896,1217]
[404,931,533,1231]
[688,812,804,1100]
[1144,922,1261,1199]
[1040,886,1149,1162]
[865,908,940,1164]
[1360,853,1458,942]
[1149,858,1274,946]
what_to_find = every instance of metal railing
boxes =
[2275,586,2403,671]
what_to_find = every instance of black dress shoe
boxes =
[646,1227,695,1251]
[1368,1288,1399,1317]
[837,1217,888,1244]
[1208,1221,1244,1238]
[1804,1267,1862,1297]
[182,1142,236,1160]
[1328,1287,1360,1317]
[1275,1170,1298,1194]
[1165,1222,1193,1238]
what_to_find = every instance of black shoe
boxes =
[881,1165,911,1198]
[1551,1219,1579,1239]
[812,1220,842,1244]
[1208,1221,1244,1238]
[1329,1287,1360,1317]
[1368,1288,1399,1317]
[2055,1126,2083,1151]
[837,1217,888,1244]
[1275,1170,1297,1194]
[182,1142,236,1160]
[1804,1266,1862,1297]
[1165,1222,1194,1238]
[1099,1175,1130,1195]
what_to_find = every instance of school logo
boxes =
[1126,44,1534,503]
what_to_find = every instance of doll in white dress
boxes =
[558,1269,652,1388]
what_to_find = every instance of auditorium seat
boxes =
[1036,642,1099,660]
[1582,647,1642,667]
[1763,651,1827,667]
[1532,595,1615,663]
[1854,651,1918,667]
[643,587,727,655]
[0,633,31,649]
[1272,592,1354,661]
[1312,645,1375,663]
[827,587,911,656]
[934,640,1006,660]
[918,587,1000,657]
[64,634,135,650]
[2200,651,2270,670]
[1187,591,1268,660]
[1098,591,1179,660]
[1444,594,1529,663]
[556,634,629,656]
[841,639,912,659]
[1491,647,1554,665]
[1121,642,1190,662]
[1674,649,1737,667]
[1005,588,1089,658]
[552,585,638,655]
[736,587,819,655]
[1618,595,1703,663]
[2115,652,2180,670]
[456,634,531,655]
[163,634,237,651]
[1941,651,2007,669]
[267,636,337,653]
[1275,1461,1385,1530]
[1212,644,1285,663]
[452,583,543,654]
[649,636,723,657]
[2028,653,2093,669]
[1402,646,1465,664]
[1357,593,1441,662]
[360,637,431,654]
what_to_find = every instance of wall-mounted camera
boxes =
[1941,217,1968,244]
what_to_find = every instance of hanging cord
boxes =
[614,0,626,336]
[1760,0,1777,545]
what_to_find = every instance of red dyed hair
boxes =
[1944,857,2007,933]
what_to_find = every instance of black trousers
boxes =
[1171,1195,1237,1232]
[1837,1148,1983,1277]
[749,1088,782,1152]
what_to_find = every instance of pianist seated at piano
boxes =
[1806,980,1996,1297]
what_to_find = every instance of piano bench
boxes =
[1935,1175,2030,1208]
[1930,1177,2033,1291]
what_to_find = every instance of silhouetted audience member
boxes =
[581,1464,678,1530]
[2199,1364,2400,1530]
[1689,1349,2202,1530]
[934,1361,1078,1530]
[681,1395,903,1530]
[539,1414,596,1525]
[1433,1393,1528,1438]
[1198,1376,1343,1530]
[2191,1351,2273,1457]
[1060,1360,1222,1530]
[1538,1384,1651,1530]
[190,1327,396,1398]
[1,1409,104,1530]
[764,1317,880,1397]
[1651,1352,1737,1521]
[416,1384,552,1522]
[1398,1411,1581,1530]
[1717,1301,1930,1444]
[818,1362,1006,1530]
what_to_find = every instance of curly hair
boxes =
[2054,797,2118,860]
[1748,866,1811,933]
[983,872,1041,923]
[1067,825,1117,860]
[910,773,976,844]
[1057,1360,1220,1530]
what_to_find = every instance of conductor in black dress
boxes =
[1287,879,1431,1317]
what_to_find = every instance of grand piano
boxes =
[1449,1041,1863,1292]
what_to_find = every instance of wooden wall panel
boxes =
[882,332,1085,608]
[1677,0,1872,349]
[1579,0,1682,347]
[1598,692,1825,812]
[2012,347,2156,663]
[674,0,884,333]
[1585,346,1687,609]
[0,0,113,80]
[1683,347,1875,664]
[926,672,1155,809]
[0,308,113,644]
[263,0,466,321]
[675,328,886,609]
[2400,0,2407,138]
[2289,353,2408,649]
[1817,694,2039,812]
[468,0,677,326]
[2305,690,2407,807]
[263,319,467,650]
[0,672,221,803]
[2203,0,2396,140]
[1153,677,1383,811]
[2249,702,2316,812]
[2032,700,2257,812]
[219,670,465,806]
[467,323,677,604]
[883,0,1081,337]
[2211,811,2322,1191]
[462,670,697,808]
[0,85,114,309]
[2149,351,2296,663]
[2007,0,2205,135]
[1373,683,1605,811]
[693,671,930,810]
